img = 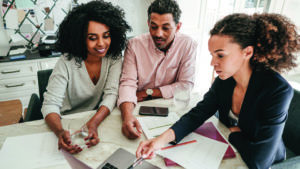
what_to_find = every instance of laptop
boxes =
[61,148,160,169]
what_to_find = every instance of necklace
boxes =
[91,71,98,85]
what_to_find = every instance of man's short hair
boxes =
[147,0,181,24]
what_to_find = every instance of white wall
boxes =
[178,0,300,93]
[280,0,300,90]
[281,0,300,28]
[108,0,152,37]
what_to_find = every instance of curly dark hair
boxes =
[56,0,131,65]
[147,0,181,24]
[210,13,298,73]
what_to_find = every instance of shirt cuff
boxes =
[117,86,138,107]
[41,106,61,118]
[99,94,117,113]
[159,85,174,99]
[170,122,185,143]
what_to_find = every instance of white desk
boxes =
[0,97,247,169]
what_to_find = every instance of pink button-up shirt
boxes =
[117,32,197,106]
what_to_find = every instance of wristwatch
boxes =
[146,89,154,98]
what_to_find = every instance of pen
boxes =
[148,123,173,130]
[161,139,197,150]
[128,140,197,169]
[127,156,145,169]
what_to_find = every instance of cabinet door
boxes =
[0,76,39,100]
[0,62,39,80]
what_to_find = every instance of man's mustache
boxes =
[153,37,165,41]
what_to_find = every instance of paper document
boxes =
[137,112,180,139]
[157,133,228,169]
[164,122,236,166]
[15,0,34,9]
[0,132,67,169]
[10,33,25,43]
[5,9,18,29]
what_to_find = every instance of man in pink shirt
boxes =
[118,0,197,139]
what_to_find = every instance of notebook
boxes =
[164,122,236,166]
[61,148,161,169]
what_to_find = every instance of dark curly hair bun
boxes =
[253,13,298,72]
[210,13,298,73]
[56,0,131,65]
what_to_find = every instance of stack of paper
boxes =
[137,112,180,139]
[164,122,236,166]
[0,132,67,169]
[157,133,228,169]
[138,114,231,169]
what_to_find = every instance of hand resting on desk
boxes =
[120,102,143,139]
[122,114,143,139]
[57,129,83,154]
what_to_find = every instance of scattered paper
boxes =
[20,23,33,33]
[17,9,26,23]
[5,8,18,29]
[137,112,180,139]
[15,0,34,9]
[157,133,228,169]
[0,132,67,169]
[44,17,54,31]
[10,33,25,43]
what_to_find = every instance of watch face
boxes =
[146,89,153,95]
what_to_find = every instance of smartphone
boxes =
[139,106,169,117]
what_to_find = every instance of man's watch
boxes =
[146,89,154,98]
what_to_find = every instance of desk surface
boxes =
[0,97,247,169]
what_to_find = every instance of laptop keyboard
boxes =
[102,162,118,169]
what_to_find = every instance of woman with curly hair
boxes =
[42,1,131,154]
[136,13,298,169]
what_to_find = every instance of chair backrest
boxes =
[37,69,53,103]
[24,93,42,122]
[24,69,53,122]
[283,89,300,156]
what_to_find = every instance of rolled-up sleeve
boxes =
[99,57,122,112]
[41,57,68,118]
[159,40,197,99]
[117,41,138,107]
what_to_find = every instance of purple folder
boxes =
[164,122,236,166]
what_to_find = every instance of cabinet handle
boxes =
[1,69,21,74]
[5,83,25,88]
